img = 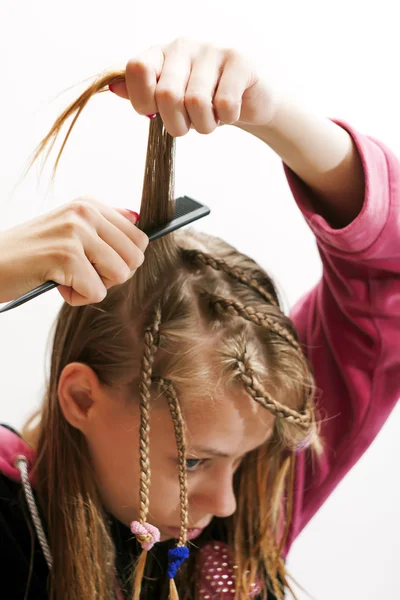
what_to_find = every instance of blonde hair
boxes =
[22,68,322,600]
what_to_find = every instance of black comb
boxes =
[0,196,210,313]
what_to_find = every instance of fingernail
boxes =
[126,210,140,223]
[147,113,157,119]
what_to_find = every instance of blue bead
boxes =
[167,546,190,578]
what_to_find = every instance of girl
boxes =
[0,37,398,600]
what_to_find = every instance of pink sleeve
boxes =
[282,120,400,556]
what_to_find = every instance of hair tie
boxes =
[130,521,160,551]
[167,546,190,579]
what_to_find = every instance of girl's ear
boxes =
[57,362,100,433]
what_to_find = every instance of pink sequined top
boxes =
[0,120,399,599]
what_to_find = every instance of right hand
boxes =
[109,37,282,137]
[0,198,148,306]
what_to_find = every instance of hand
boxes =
[0,199,148,306]
[109,37,282,137]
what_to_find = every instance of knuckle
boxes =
[171,36,192,49]
[68,199,96,221]
[224,47,241,62]
[59,240,81,264]
[214,94,239,112]
[156,86,181,106]
[126,57,150,78]
[47,241,80,282]
[185,93,209,110]
[113,264,131,285]
[214,95,240,122]
[60,213,88,240]
[60,215,81,237]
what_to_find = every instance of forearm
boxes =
[235,101,365,229]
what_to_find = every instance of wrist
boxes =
[0,230,39,303]
[232,101,365,227]
[233,95,286,143]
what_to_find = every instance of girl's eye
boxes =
[185,458,207,472]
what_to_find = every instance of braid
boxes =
[137,304,162,529]
[181,249,313,435]
[235,357,311,429]
[207,294,301,351]
[153,376,188,547]
[181,249,279,307]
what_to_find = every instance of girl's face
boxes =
[58,363,274,542]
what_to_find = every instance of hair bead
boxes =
[167,545,190,579]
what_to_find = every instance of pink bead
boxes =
[130,520,161,551]
[130,521,147,536]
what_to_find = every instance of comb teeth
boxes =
[173,196,199,219]
[146,196,210,243]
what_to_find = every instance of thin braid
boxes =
[182,249,313,432]
[235,358,311,428]
[153,376,188,547]
[207,294,301,351]
[182,249,279,307]
[137,304,162,528]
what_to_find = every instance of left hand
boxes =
[109,37,282,137]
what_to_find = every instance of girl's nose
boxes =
[192,470,237,519]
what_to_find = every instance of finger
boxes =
[155,44,194,137]
[185,47,224,134]
[60,198,148,282]
[57,283,103,307]
[109,81,129,99]
[104,207,149,254]
[56,254,107,306]
[57,230,141,307]
[92,216,146,273]
[213,51,251,125]
[73,201,147,274]
[85,235,143,285]
[76,199,149,254]
[125,46,165,115]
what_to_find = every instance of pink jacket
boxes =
[283,119,400,555]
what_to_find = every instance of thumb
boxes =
[109,81,130,99]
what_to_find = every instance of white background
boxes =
[0,1,399,598]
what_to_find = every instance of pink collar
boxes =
[0,425,36,486]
